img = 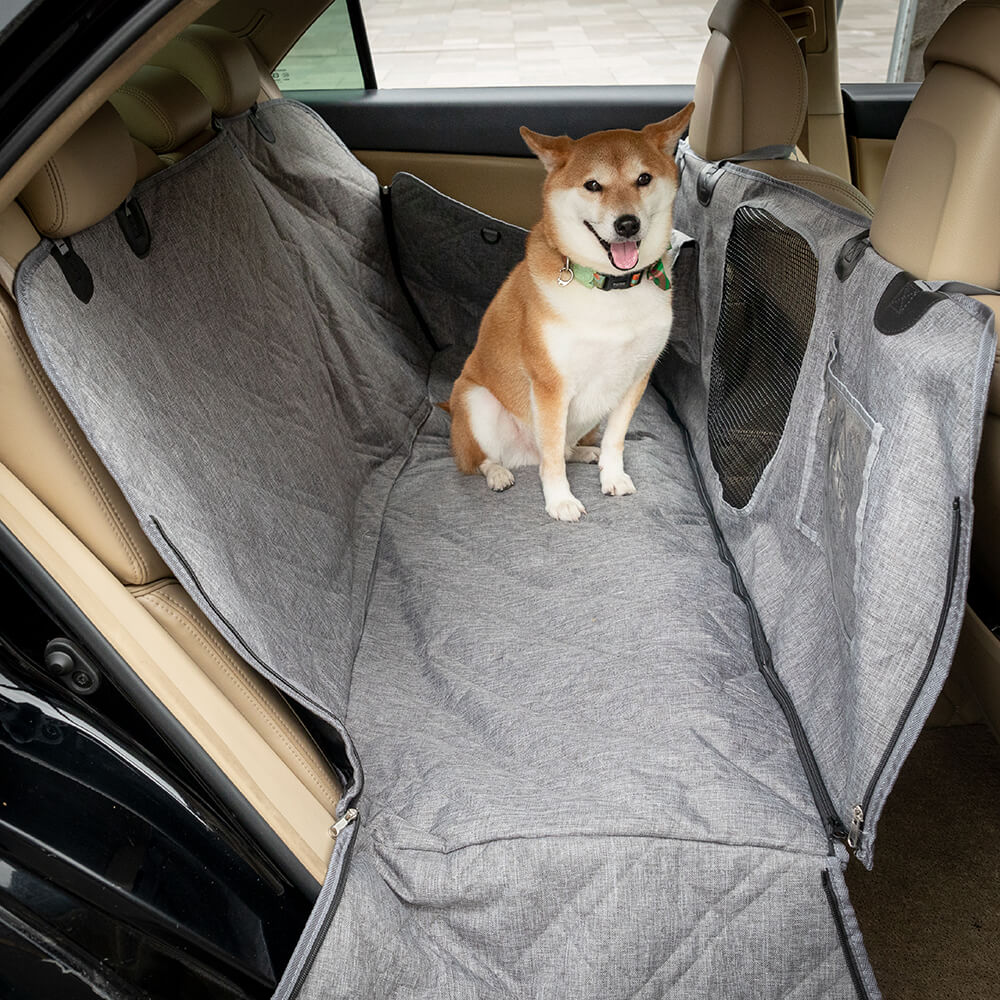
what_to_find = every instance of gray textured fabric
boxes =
[18,105,431,756]
[665,140,996,866]
[14,99,988,997]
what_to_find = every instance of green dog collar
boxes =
[556,251,671,292]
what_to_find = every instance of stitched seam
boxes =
[795,178,872,213]
[760,167,873,215]
[41,162,66,234]
[180,35,233,113]
[142,585,339,809]
[118,84,176,151]
[1,308,147,581]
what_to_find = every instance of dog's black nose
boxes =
[614,214,640,238]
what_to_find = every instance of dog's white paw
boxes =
[546,495,586,522]
[480,460,515,492]
[568,445,601,464]
[486,466,515,491]
[601,470,636,496]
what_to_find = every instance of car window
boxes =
[837,0,899,82]
[275,0,960,92]
[276,0,713,90]
[273,0,366,91]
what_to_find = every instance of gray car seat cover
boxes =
[13,101,993,998]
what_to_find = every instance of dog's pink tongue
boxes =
[611,240,639,270]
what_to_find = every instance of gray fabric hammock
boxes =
[15,100,995,999]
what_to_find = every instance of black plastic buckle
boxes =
[602,272,638,291]
[835,229,870,281]
[874,271,947,335]
[697,161,725,206]
[115,196,151,258]
[50,238,93,303]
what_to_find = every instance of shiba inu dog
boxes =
[445,103,695,521]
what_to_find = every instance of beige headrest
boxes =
[18,104,136,239]
[925,0,1000,86]
[111,65,213,154]
[150,25,260,118]
[688,0,807,162]
[871,0,1000,286]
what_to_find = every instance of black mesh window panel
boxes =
[708,206,818,508]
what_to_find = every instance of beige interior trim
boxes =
[849,136,894,208]
[0,463,337,883]
[0,0,214,214]
[132,578,341,814]
[0,202,40,294]
[358,150,545,230]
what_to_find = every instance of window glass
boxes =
[838,0,964,83]
[274,1,365,91]
[837,0,900,82]
[279,0,715,90]
[279,0,960,92]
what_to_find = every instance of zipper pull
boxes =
[329,807,358,841]
[847,804,865,849]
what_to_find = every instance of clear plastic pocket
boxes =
[796,344,883,639]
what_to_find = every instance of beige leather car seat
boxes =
[868,0,1000,737]
[1,98,343,882]
[688,0,873,217]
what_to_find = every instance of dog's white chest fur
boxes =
[540,280,672,439]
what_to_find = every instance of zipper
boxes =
[665,397,847,841]
[330,807,358,840]
[822,869,870,1000]
[847,805,864,850]
[754,622,848,840]
[280,808,360,1000]
[854,497,962,853]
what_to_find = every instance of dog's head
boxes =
[521,103,694,274]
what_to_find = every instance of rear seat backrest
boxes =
[688,0,873,217]
[9,102,342,838]
[11,105,169,584]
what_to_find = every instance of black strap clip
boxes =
[115,196,151,258]
[249,103,276,143]
[50,238,93,303]
[874,271,947,335]
[696,161,725,206]
[835,229,870,282]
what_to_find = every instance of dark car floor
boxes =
[846,723,1000,1000]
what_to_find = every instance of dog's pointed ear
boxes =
[642,102,696,156]
[520,127,573,173]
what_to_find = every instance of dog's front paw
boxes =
[485,465,515,491]
[601,470,636,496]
[546,494,586,522]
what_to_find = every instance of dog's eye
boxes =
[583,179,602,192]
[636,173,652,187]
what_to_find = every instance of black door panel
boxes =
[293,85,696,155]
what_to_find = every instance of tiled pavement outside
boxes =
[278,0,903,91]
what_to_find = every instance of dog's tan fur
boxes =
[447,104,694,520]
